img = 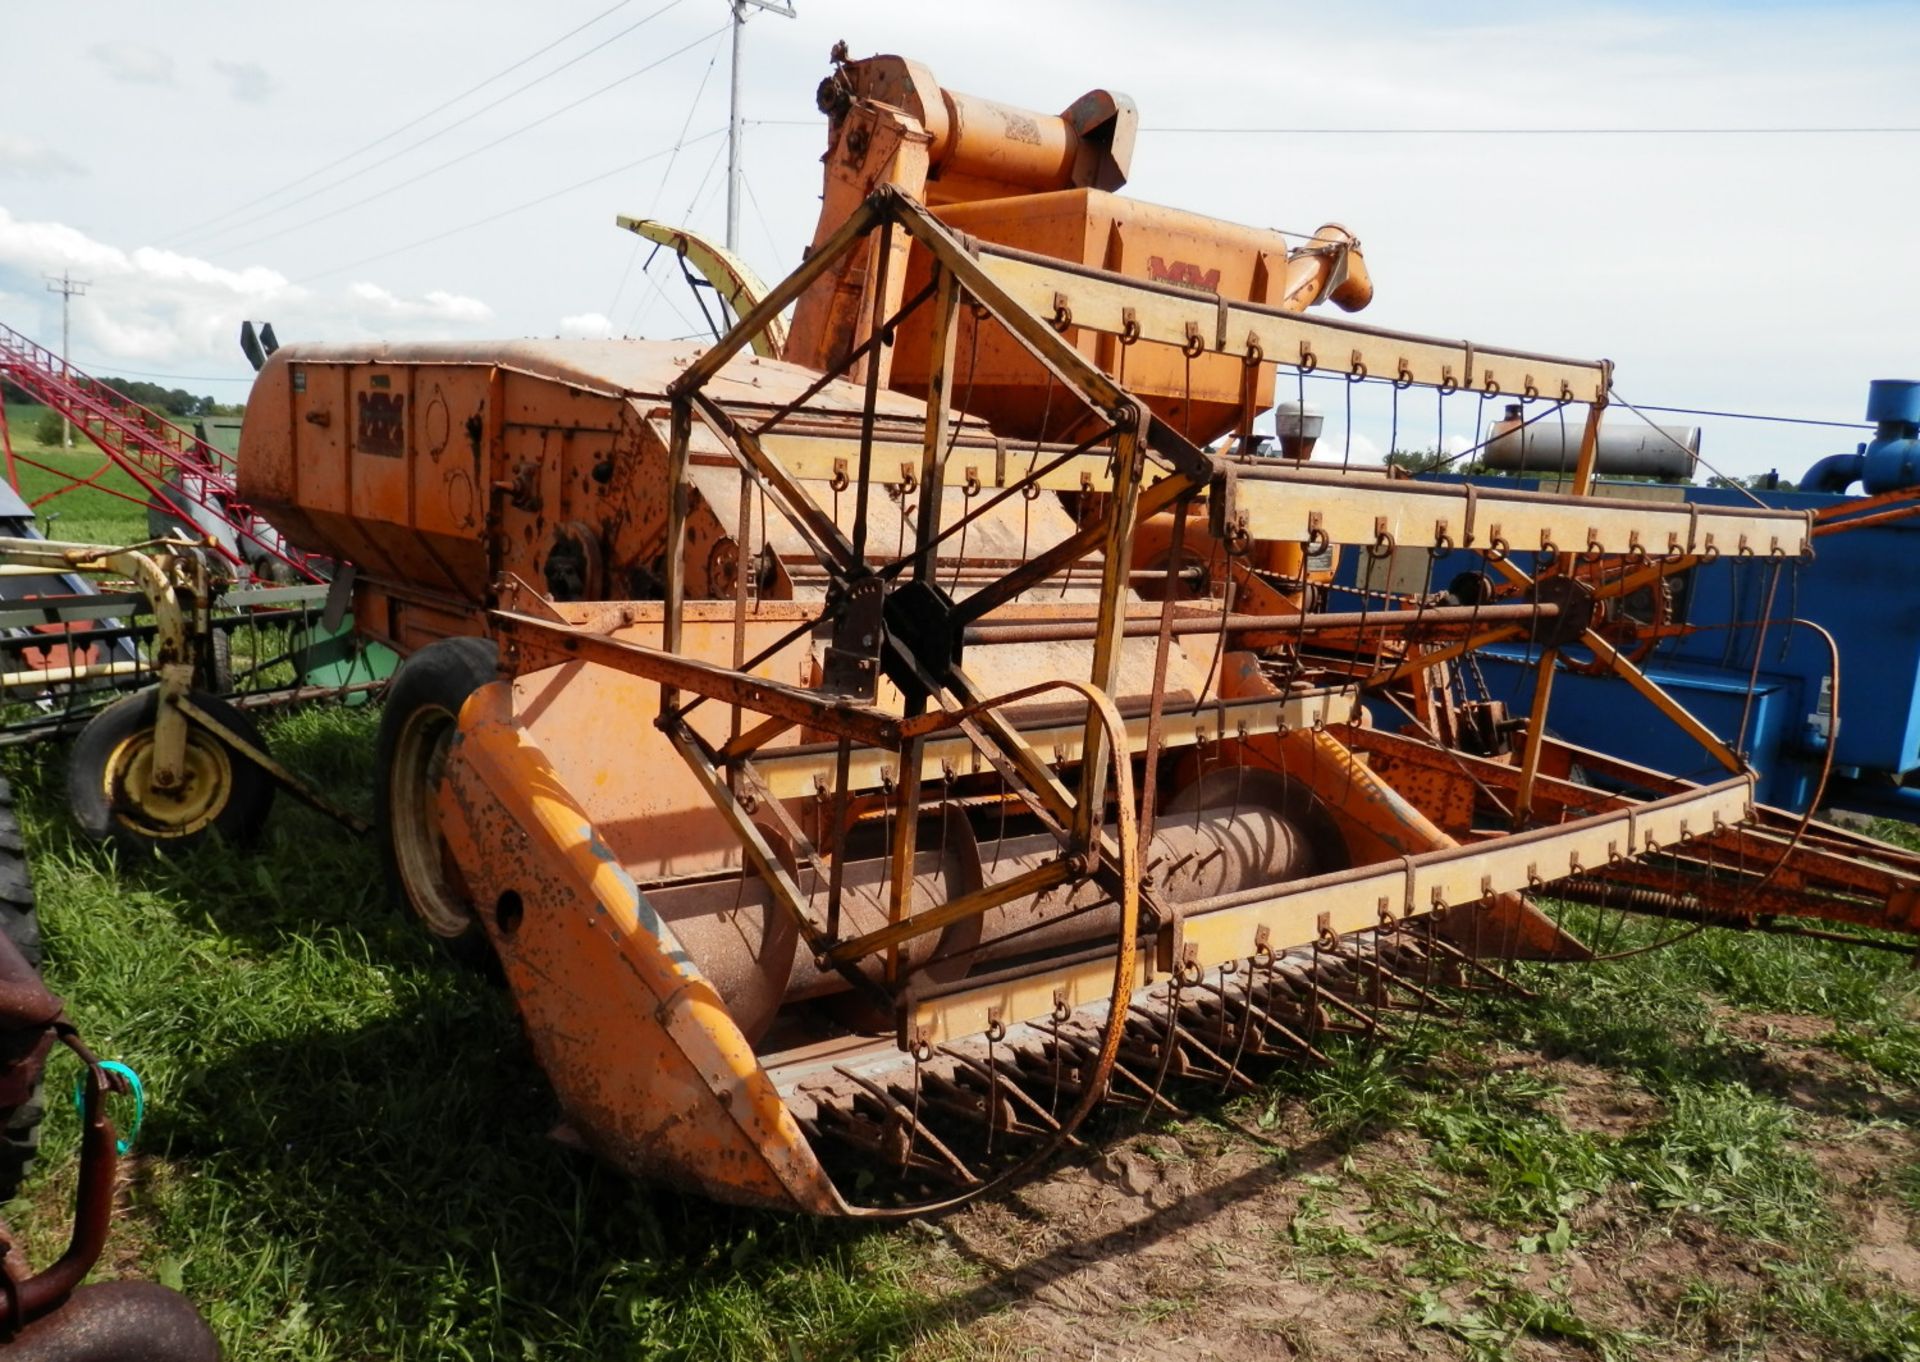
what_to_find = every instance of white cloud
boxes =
[89,41,174,87]
[346,281,491,322]
[0,0,1907,465]
[212,59,275,104]
[0,135,80,180]
[1307,424,1385,466]
[0,212,152,280]
[1344,432,1385,465]
[558,312,613,339]
[0,209,495,376]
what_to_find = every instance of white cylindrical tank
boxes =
[1483,404,1699,479]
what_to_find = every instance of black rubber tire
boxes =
[197,624,233,695]
[0,774,44,1202]
[66,688,275,855]
[375,637,498,967]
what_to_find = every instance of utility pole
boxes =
[727,0,794,253]
[43,270,90,448]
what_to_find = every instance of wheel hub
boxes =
[106,732,231,837]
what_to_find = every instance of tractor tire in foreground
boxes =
[0,774,43,1202]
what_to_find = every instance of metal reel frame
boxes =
[488,186,1824,1211]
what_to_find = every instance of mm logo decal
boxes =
[1147,256,1222,293]
[356,390,406,457]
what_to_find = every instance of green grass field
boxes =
[3,704,1916,1359]
[0,413,1911,1359]
[6,708,937,1361]
[2,402,151,544]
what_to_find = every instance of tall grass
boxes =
[7,706,932,1359]
[3,702,1918,1356]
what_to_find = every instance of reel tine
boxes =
[1362,951,1463,1018]
[939,1045,1063,1141]
[1416,930,1536,999]
[832,1066,980,1187]
[1195,977,1331,1066]
[1275,957,1397,1041]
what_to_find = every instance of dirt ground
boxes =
[898,1008,1920,1362]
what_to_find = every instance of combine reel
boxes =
[1449,555,1682,678]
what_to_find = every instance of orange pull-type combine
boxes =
[239,51,1920,1215]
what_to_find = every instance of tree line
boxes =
[2,376,242,420]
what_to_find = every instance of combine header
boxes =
[237,52,1920,1215]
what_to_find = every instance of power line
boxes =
[624,133,727,335]
[1293,372,1874,433]
[166,0,648,245]
[188,0,697,253]
[604,28,727,320]
[740,172,784,268]
[1627,402,1872,431]
[207,20,726,259]
[77,361,248,384]
[1149,125,1920,135]
[1611,389,1768,507]
[744,118,1920,135]
[296,126,726,283]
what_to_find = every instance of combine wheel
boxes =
[67,689,273,855]
[376,637,497,964]
[0,774,41,1201]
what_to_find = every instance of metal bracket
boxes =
[819,576,887,700]
[170,691,371,834]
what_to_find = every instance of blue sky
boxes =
[2,0,1916,476]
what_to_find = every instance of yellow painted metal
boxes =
[438,682,842,1214]
[746,689,1356,801]
[756,437,1813,557]
[967,245,1611,404]
[171,693,371,834]
[0,538,200,790]
[1225,468,1813,558]
[0,660,147,689]
[910,773,1752,1048]
[1174,776,1755,978]
[615,216,788,359]
[909,952,1154,1049]
[759,430,1117,492]
[102,721,231,838]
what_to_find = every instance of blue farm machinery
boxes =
[1327,378,1920,821]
